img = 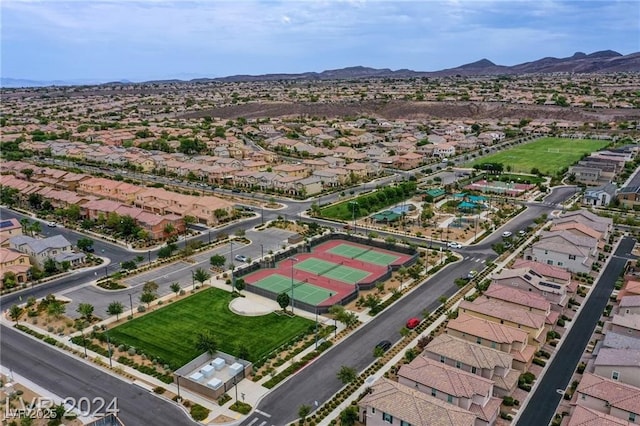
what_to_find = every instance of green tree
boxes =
[195,331,218,355]
[193,268,211,286]
[9,304,22,324]
[76,303,94,322]
[337,365,357,384]
[142,280,159,295]
[277,292,290,311]
[43,258,58,274]
[234,278,245,293]
[210,254,226,268]
[163,223,175,237]
[298,405,311,423]
[76,238,94,251]
[140,291,156,308]
[28,221,41,236]
[340,406,359,426]
[47,301,66,319]
[106,301,124,321]
[170,282,181,297]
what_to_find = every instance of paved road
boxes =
[0,325,197,426]
[516,236,637,426]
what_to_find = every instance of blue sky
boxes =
[2,0,638,82]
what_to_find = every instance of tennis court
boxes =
[294,258,370,285]
[327,243,400,266]
[252,274,332,305]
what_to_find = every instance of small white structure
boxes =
[229,362,243,376]
[201,364,215,377]
[206,378,223,390]
[212,358,225,371]
[189,371,204,381]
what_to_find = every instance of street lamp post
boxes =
[105,328,113,368]
[260,244,264,265]
[191,270,195,291]
[349,201,358,234]
[315,305,319,349]
[290,257,299,314]
[128,293,133,317]
[147,250,151,266]
[230,241,235,291]
[176,375,181,400]
[81,328,87,358]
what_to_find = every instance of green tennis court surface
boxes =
[294,258,370,284]
[253,274,331,305]
[328,243,399,266]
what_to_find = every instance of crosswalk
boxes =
[464,256,486,263]
[244,410,275,426]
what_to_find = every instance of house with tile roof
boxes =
[523,230,598,274]
[617,279,640,302]
[0,218,23,248]
[567,405,634,426]
[490,266,570,308]
[423,334,519,397]
[446,313,536,371]
[0,247,31,286]
[458,296,548,346]
[574,373,640,423]
[483,284,558,325]
[553,210,612,238]
[358,378,477,426]
[10,235,85,268]
[606,312,640,339]
[618,295,640,316]
[398,356,501,426]
[593,348,640,388]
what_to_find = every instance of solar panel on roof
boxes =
[0,220,15,229]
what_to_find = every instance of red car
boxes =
[406,318,420,329]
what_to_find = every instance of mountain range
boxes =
[2,50,639,88]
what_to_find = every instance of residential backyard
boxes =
[468,137,610,175]
[108,287,313,370]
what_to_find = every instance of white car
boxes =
[47,221,57,227]
[502,231,512,238]
[447,242,462,249]
[235,254,248,262]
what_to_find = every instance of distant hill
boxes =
[3,50,639,88]
[204,50,640,82]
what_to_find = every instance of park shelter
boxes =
[457,201,479,211]
[468,195,487,203]
[371,211,402,223]
[425,188,446,200]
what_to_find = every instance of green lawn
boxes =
[109,288,313,369]
[467,138,610,175]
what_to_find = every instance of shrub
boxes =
[229,401,252,415]
[576,362,586,374]
[503,396,515,406]
[190,403,209,421]
[533,358,547,367]
[153,386,165,394]
[137,305,146,313]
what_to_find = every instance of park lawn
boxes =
[109,288,313,369]
[320,181,417,220]
[467,138,610,175]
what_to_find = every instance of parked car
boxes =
[406,318,420,329]
[47,221,57,227]
[234,254,248,262]
[447,241,462,249]
[467,270,478,279]
[231,188,241,193]
[518,230,526,236]
[375,340,392,352]
[502,231,513,238]
[83,247,95,253]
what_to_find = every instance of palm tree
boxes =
[9,304,22,324]
[193,268,210,287]
[170,282,181,298]
[28,221,41,236]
